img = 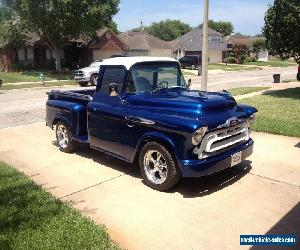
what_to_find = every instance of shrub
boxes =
[227,57,237,63]
[223,58,229,64]
[244,57,257,63]
[244,57,253,63]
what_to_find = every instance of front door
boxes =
[87,66,127,159]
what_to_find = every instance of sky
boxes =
[114,0,274,36]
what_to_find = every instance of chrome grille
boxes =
[75,70,84,77]
[193,122,250,159]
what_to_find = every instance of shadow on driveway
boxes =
[53,141,252,198]
[250,202,300,250]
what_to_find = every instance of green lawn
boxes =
[0,161,119,250]
[1,80,76,90]
[228,87,270,96]
[239,88,300,137]
[0,71,73,83]
[244,59,297,67]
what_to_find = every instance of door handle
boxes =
[126,124,135,128]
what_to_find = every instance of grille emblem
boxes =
[217,117,242,129]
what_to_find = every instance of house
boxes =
[118,31,173,57]
[0,28,128,71]
[169,28,227,63]
[225,35,269,61]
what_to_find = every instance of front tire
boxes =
[139,142,181,191]
[55,121,77,153]
[79,82,88,87]
[297,73,300,81]
[90,74,98,86]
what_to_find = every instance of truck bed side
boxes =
[46,89,95,142]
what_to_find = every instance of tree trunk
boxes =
[53,47,62,72]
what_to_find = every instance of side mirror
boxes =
[109,83,118,96]
[187,79,192,89]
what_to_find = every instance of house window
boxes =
[46,49,52,60]
[18,49,25,61]
[27,48,34,60]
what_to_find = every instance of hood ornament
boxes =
[217,117,243,129]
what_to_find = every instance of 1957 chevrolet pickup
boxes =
[46,57,257,191]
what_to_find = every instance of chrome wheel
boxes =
[143,150,168,185]
[56,124,69,149]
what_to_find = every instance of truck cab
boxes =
[46,57,257,191]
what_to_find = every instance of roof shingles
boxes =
[118,32,172,51]
[171,28,227,51]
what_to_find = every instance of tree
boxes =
[252,38,267,55]
[232,44,250,64]
[199,20,234,36]
[132,19,192,41]
[3,0,120,72]
[263,0,300,63]
[109,21,120,35]
[0,5,29,71]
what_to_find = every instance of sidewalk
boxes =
[4,79,71,85]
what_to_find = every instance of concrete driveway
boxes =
[0,123,299,250]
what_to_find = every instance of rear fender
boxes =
[52,116,71,131]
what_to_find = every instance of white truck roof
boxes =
[101,56,179,70]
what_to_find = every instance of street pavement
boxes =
[0,123,299,250]
[191,65,298,91]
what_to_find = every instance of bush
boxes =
[244,57,257,63]
[244,57,253,63]
[226,57,237,63]
[241,55,247,63]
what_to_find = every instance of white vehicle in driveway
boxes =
[74,61,102,87]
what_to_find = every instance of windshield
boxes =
[129,62,187,93]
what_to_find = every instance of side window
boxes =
[99,67,126,94]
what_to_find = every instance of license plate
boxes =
[231,151,242,167]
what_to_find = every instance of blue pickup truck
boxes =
[46,57,257,191]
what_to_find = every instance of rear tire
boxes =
[55,121,77,153]
[297,73,300,81]
[139,142,181,191]
[79,82,88,87]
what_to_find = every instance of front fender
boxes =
[134,131,181,165]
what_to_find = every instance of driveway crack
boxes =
[58,170,135,200]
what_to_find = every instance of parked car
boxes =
[179,55,202,69]
[74,61,102,87]
[46,57,257,191]
[297,65,300,81]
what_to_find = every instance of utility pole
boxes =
[201,0,209,91]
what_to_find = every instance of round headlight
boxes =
[192,126,208,145]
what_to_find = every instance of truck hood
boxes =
[126,89,253,130]
[78,66,99,73]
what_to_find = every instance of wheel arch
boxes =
[52,116,71,130]
[134,133,180,169]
